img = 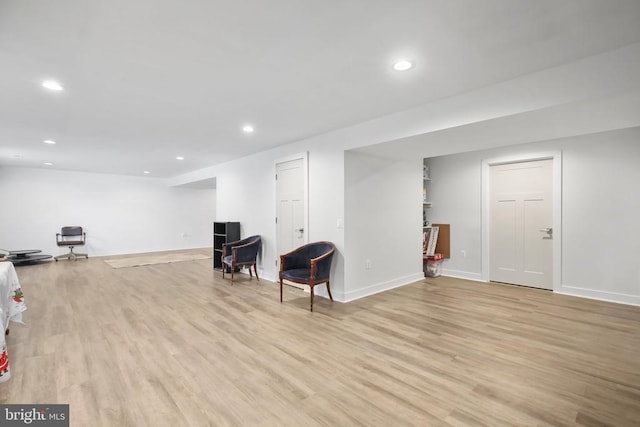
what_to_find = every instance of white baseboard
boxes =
[557,285,640,307]
[437,271,640,307]
[258,268,640,308]
[341,272,424,303]
[221,267,277,284]
[258,270,277,283]
[441,269,484,282]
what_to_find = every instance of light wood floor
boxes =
[2,254,640,426]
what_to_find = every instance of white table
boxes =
[0,262,27,383]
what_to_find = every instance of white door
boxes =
[490,159,553,289]
[276,158,306,267]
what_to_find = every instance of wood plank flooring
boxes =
[1,253,640,426]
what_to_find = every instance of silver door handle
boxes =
[539,227,553,237]
[297,228,304,233]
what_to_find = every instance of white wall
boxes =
[344,151,423,301]
[0,167,215,257]
[169,43,640,305]
[427,127,640,305]
[211,143,346,299]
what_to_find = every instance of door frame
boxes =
[481,151,562,291]
[275,152,309,265]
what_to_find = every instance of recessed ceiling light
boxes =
[393,60,414,71]
[42,80,64,91]
[176,156,184,160]
[242,125,254,133]
[43,139,56,145]
[143,171,151,174]
[44,162,54,166]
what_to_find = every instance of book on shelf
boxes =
[425,225,439,256]
[422,228,431,254]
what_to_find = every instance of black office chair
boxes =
[55,226,88,261]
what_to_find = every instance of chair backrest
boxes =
[237,235,261,247]
[61,226,83,237]
[234,235,261,262]
[285,241,335,270]
[57,226,86,246]
[305,241,335,260]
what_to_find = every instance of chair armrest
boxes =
[222,238,246,257]
[232,240,260,263]
[222,238,242,257]
[56,233,86,241]
[222,243,230,257]
[309,248,335,280]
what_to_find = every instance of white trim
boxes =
[229,267,277,283]
[442,269,484,282]
[557,286,640,307]
[481,151,562,292]
[341,273,424,302]
[275,152,310,257]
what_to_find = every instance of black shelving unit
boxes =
[213,222,240,270]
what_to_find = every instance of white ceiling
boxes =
[2,0,640,178]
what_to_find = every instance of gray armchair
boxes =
[222,235,261,284]
[279,241,336,311]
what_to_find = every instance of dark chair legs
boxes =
[223,263,259,285]
[309,283,333,312]
[246,264,260,281]
[280,281,332,312]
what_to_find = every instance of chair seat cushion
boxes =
[281,268,312,282]
[222,255,233,266]
[58,240,83,246]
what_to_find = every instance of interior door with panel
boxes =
[276,158,307,284]
[489,159,553,290]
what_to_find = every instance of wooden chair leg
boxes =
[230,265,234,284]
[222,264,225,279]
[279,278,283,302]
[310,286,314,312]
[248,266,253,278]
[326,280,333,301]
[254,264,260,282]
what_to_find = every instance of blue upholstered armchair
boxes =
[222,235,261,284]
[279,241,336,311]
